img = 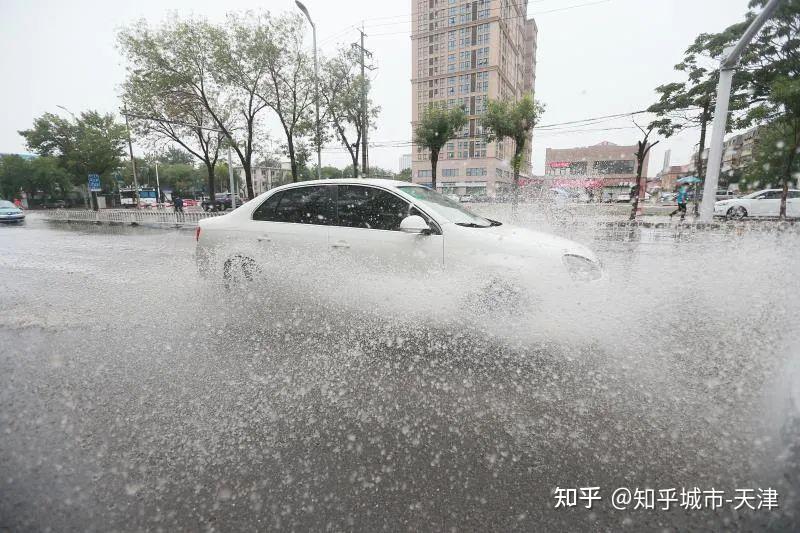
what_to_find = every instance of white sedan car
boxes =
[195,179,602,303]
[714,188,800,219]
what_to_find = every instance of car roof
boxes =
[270,178,421,191]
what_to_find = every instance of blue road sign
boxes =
[88,174,101,192]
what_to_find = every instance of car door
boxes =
[786,191,800,218]
[243,185,335,277]
[750,190,781,217]
[327,184,444,274]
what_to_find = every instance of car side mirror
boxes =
[400,215,431,234]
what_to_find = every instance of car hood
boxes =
[0,208,23,214]
[453,223,599,262]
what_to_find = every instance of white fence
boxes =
[40,208,225,227]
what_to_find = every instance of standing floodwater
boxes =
[0,216,798,531]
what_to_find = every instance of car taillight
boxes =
[195,227,201,242]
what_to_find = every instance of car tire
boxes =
[223,255,259,289]
[727,206,747,220]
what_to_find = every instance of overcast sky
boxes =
[1,0,754,176]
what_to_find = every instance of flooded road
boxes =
[1,217,798,531]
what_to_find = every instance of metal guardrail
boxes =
[39,208,226,227]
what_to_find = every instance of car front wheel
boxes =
[727,206,747,220]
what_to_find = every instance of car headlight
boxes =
[562,254,602,281]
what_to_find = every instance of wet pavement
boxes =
[1,217,798,531]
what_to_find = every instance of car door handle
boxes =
[257,235,271,242]
[330,241,350,249]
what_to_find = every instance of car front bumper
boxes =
[0,213,25,222]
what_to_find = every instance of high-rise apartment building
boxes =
[411,0,538,197]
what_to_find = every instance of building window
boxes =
[442,168,458,177]
[418,169,432,178]
[593,160,635,174]
[466,167,487,176]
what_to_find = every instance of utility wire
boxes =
[368,0,611,36]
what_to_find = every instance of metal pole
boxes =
[313,24,322,180]
[155,161,161,206]
[123,105,140,207]
[360,27,368,178]
[700,68,733,221]
[296,1,322,181]
[228,145,236,210]
[699,0,784,221]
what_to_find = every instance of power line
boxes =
[368,0,611,37]
[362,0,539,29]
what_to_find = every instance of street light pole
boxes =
[228,145,237,210]
[699,0,784,222]
[155,161,161,206]
[295,0,322,181]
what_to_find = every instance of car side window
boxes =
[252,186,334,224]
[789,191,800,199]
[336,185,411,231]
[252,192,282,221]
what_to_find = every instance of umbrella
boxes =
[676,176,702,184]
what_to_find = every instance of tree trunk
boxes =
[512,149,522,215]
[780,134,798,219]
[629,154,644,221]
[430,150,438,191]
[287,138,298,182]
[205,162,216,210]
[694,103,709,216]
[351,156,359,178]
[243,161,254,200]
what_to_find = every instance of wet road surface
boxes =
[1,217,798,531]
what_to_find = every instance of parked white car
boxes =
[714,188,800,219]
[195,179,603,305]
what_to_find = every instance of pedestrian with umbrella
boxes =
[670,176,700,222]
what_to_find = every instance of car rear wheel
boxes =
[727,206,747,220]
[223,255,259,289]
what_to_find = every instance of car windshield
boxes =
[397,186,492,227]
[0,200,16,208]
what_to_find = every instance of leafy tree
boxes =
[413,106,467,190]
[258,14,316,182]
[118,16,263,201]
[320,46,379,178]
[648,50,750,185]
[743,78,800,218]
[0,155,29,199]
[19,111,126,188]
[28,157,73,199]
[320,166,343,179]
[688,0,800,214]
[397,168,412,182]
[211,11,275,198]
[0,155,72,201]
[686,0,800,126]
[367,166,396,179]
[160,146,195,165]
[482,94,544,207]
[120,52,227,205]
